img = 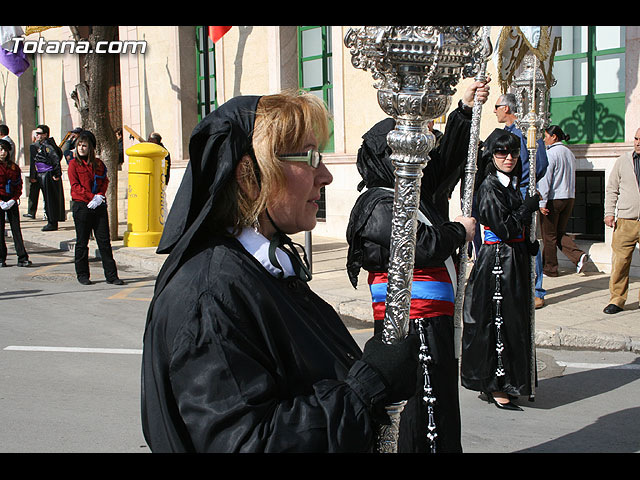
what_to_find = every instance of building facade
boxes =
[3,26,639,274]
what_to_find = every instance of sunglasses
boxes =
[494,149,520,159]
[278,148,323,168]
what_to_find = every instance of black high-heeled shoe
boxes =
[485,392,523,411]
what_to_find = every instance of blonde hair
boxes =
[234,90,331,232]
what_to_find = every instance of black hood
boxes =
[154,95,261,295]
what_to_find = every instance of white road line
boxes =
[5,348,637,370]
[557,361,640,370]
[4,346,142,355]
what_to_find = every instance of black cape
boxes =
[141,235,385,452]
[460,172,536,396]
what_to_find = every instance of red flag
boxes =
[208,26,232,43]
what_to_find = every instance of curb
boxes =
[536,328,639,353]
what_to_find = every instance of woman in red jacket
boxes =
[67,130,123,286]
[0,139,31,267]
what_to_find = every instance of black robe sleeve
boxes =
[422,103,473,213]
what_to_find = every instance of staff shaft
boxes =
[453,26,492,355]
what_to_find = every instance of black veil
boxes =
[153,95,261,296]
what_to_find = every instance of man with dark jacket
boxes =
[32,125,66,231]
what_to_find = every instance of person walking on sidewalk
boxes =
[538,125,589,277]
[602,127,640,314]
[0,139,31,267]
[67,130,123,286]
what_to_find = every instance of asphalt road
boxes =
[2,241,639,453]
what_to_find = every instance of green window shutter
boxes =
[297,26,334,153]
[549,26,625,144]
[195,26,218,121]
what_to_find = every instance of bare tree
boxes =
[69,26,120,241]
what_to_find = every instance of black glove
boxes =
[526,238,540,256]
[514,192,540,226]
[521,192,541,215]
[360,333,420,404]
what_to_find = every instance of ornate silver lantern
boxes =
[512,52,552,140]
[345,25,487,453]
[510,51,554,402]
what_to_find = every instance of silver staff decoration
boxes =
[498,26,560,401]
[510,52,550,401]
[453,26,492,357]
[345,25,486,453]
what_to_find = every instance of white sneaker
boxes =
[577,253,588,274]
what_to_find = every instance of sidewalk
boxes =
[12,203,640,354]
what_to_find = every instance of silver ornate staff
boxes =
[453,26,492,357]
[511,51,552,401]
[345,26,485,453]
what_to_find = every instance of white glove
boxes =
[5,199,15,209]
[87,195,105,209]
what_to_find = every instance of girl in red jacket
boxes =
[0,139,31,267]
[67,130,123,285]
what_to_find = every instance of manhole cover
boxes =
[29,273,77,282]
[536,358,546,372]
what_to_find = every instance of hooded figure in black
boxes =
[141,92,420,453]
[345,83,490,452]
[460,129,540,411]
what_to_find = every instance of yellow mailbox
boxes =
[124,142,169,247]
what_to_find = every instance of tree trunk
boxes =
[71,26,120,241]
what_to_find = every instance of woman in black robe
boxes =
[461,129,540,410]
[141,91,420,452]
[346,80,489,452]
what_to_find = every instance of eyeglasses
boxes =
[277,148,323,168]
[494,149,520,159]
[35,131,45,135]
[494,104,507,110]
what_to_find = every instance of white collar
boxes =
[496,170,518,189]
[235,226,295,278]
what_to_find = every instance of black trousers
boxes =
[37,171,63,226]
[27,178,40,216]
[71,201,118,281]
[0,202,29,262]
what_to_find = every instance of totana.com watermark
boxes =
[10,37,147,54]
